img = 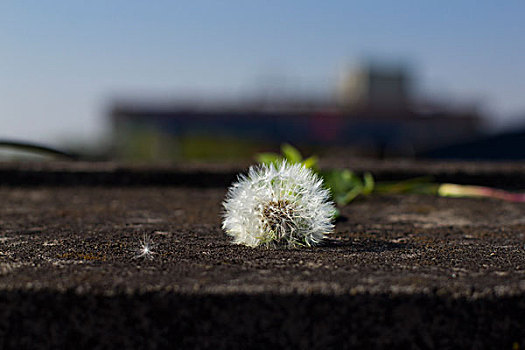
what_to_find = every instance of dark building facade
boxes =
[110,64,482,160]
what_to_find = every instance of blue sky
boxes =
[1,1,524,145]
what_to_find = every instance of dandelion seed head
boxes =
[222,161,335,247]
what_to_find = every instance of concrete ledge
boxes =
[1,159,525,187]
[1,291,523,349]
[0,162,524,348]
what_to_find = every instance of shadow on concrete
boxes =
[320,238,411,253]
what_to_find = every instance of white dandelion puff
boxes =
[134,233,156,259]
[222,161,335,247]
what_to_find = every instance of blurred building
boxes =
[337,64,411,111]
[110,63,482,160]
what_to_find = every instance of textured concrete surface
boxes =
[1,158,525,187]
[0,161,525,348]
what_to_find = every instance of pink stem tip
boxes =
[438,183,525,203]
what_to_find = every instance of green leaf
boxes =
[255,152,281,165]
[362,172,375,195]
[337,186,363,205]
[281,143,303,164]
[302,156,318,170]
[322,169,368,205]
[255,144,377,207]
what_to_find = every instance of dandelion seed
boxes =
[222,161,335,247]
[134,233,156,259]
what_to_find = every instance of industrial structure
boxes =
[111,64,482,160]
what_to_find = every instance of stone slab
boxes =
[0,162,524,348]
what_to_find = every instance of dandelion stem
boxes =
[437,183,525,202]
